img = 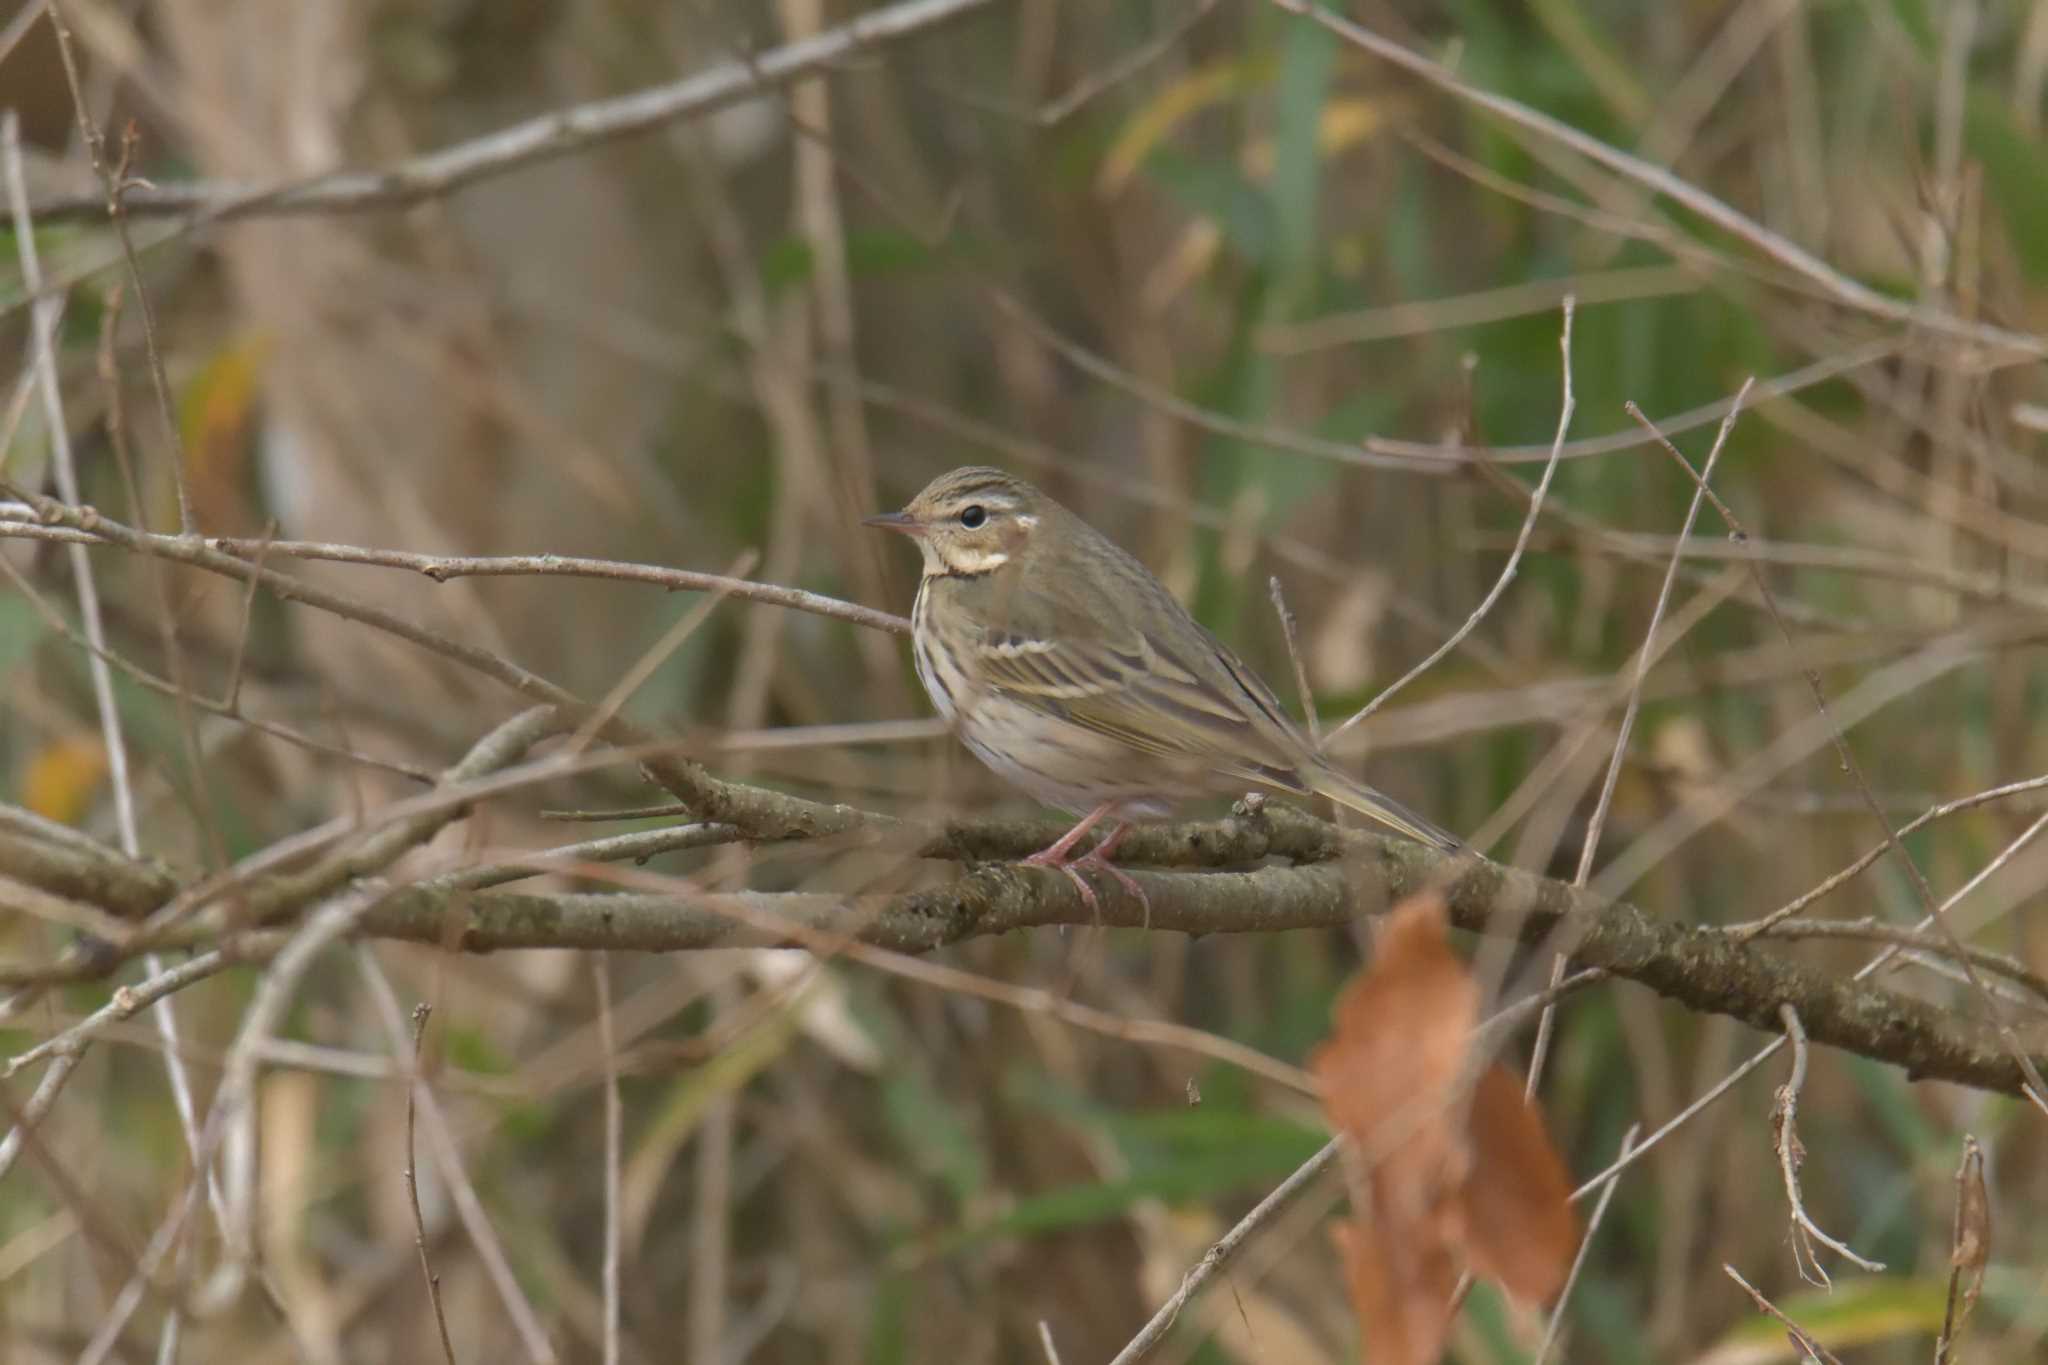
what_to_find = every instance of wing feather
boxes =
[969,622,1304,778]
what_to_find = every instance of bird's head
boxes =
[864,466,1045,578]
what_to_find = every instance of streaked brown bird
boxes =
[867,467,1462,909]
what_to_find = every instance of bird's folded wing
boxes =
[970,626,1304,778]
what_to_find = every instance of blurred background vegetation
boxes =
[3,0,2047,1361]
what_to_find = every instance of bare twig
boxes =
[0,546,436,782]
[358,951,559,1363]
[4,112,140,876]
[5,946,242,1079]
[23,0,999,225]
[96,281,224,872]
[405,1004,459,1365]
[1327,296,1574,745]
[1536,1124,1638,1363]
[1264,0,2044,361]
[222,521,279,712]
[6,110,222,1247]
[1771,1004,1885,1286]
[1632,400,2048,1105]
[47,0,196,531]
[1736,775,2048,938]
[1723,1263,1847,1365]
[200,535,907,634]
[1266,575,1320,746]
[0,2,49,66]
[1745,918,2048,1004]
[594,959,621,1365]
[1032,0,1219,125]
[0,1044,88,1181]
[566,548,760,753]
[1571,795,2048,1205]
[1107,1139,1341,1365]
[427,824,752,892]
[1526,376,1746,1094]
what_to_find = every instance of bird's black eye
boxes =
[959,505,987,529]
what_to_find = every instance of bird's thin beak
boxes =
[863,511,925,536]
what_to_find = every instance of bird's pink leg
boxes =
[1069,821,1151,927]
[1022,800,1118,869]
[1021,803,1149,925]
[1022,801,1120,919]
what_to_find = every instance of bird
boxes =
[865,466,1463,912]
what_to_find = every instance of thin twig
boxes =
[1327,296,1573,745]
[1772,1004,1885,1286]
[0,546,436,782]
[223,521,279,712]
[1033,0,1219,125]
[1632,400,2048,1105]
[3,113,140,871]
[1745,918,2048,1004]
[405,1004,458,1365]
[1267,575,1320,746]
[201,535,906,634]
[6,110,224,1245]
[1577,388,1746,887]
[0,1044,88,1181]
[1536,1124,1638,1363]
[1571,801,2048,1198]
[1107,1139,1341,1365]
[23,0,999,224]
[1723,1264,1847,1365]
[539,802,699,823]
[96,280,225,872]
[4,947,242,1079]
[594,958,622,1365]
[47,0,196,531]
[427,824,752,892]
[0,1,49,65]
[1264,0,2044,361]
[1735,775,2048,938]
[358,951,559,1363]
[567,549,760,754]
[1526,376,1746,1094]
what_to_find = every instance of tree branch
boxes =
[327,836,2044,1099]
[24,0,997,225]
[3,749,2040,1099]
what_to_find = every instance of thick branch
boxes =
[7,791,2039,1095]
[334,837,2048,1100]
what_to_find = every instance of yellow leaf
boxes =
[22,735,106,826]
[177,333,269,522]
[1097,55,1272,195]
[1241,97,1387,178]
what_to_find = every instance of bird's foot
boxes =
[1022,820,1148,928]
[1022,852,1103,923]
[1070,847,1150,929]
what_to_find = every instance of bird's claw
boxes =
[1022,844,1150,929]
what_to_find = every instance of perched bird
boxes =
[867,467,1462,909]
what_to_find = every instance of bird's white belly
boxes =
[913,582,1166,817]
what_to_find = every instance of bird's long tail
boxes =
[1299,761,1465,852]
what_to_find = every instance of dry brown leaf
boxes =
[1464,1063,1578,1303]
[1943,1134,1990,1355]
[1312,896,1579,1365]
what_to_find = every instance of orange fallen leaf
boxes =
[1311,896,1577,1365]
